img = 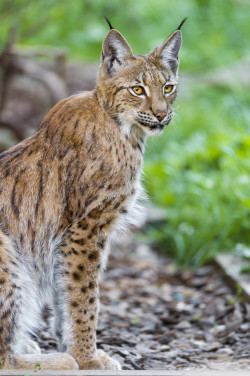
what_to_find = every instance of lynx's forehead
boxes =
[129,56,177,87]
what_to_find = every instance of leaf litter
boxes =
[37,234,250,371]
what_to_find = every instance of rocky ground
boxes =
[38,234,250,371]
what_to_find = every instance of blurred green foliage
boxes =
[0,0,249,266]
[0,0,249,71]
[144,84,250,266]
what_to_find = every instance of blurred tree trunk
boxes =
[0,22,68,145]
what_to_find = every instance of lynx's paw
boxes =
[12,353,79,370]
[80,350,121,370]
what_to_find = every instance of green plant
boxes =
[144,85,250,266]
[0,0,249,72]
[241,266,250,274]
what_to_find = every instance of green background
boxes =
[1,0,249,266]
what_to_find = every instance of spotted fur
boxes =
[0,25,183,370]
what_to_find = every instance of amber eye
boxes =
[132,86,144,95]
[164,84,174,94]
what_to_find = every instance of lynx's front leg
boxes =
[59,220,121,370]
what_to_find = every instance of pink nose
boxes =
[156,111,167,122]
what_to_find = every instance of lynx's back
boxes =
[0,21,185,370]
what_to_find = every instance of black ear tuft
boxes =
[104,17,114,30]
[176,17,188,31]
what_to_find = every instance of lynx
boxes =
[0,19,185,370]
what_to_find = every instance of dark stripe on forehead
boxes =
[142,72,147,86]
[154,70,170,85]
[134,78,141,84]
[132,56,171,90]
[142,69,168,88]
[159,71,170,83]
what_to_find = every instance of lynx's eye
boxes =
[132,86,145,96]
[164,84,175,94]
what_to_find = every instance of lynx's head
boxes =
[97,20,186,136]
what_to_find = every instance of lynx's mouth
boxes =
[136,112,173,131]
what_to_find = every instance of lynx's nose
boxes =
[156,111,167,122]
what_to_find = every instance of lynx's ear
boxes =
[150,30,182,74]
[150,18,187,74]
[101,29,133,74]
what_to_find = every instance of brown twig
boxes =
[0,22,19,113]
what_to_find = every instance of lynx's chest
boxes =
[107,134,146,233]
[100,161,146,269]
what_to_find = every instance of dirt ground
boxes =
[38,233,250,371]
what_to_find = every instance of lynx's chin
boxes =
[143,127,164,136]
[136,115,173,136]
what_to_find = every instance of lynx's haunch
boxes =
[0,22,184,370]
